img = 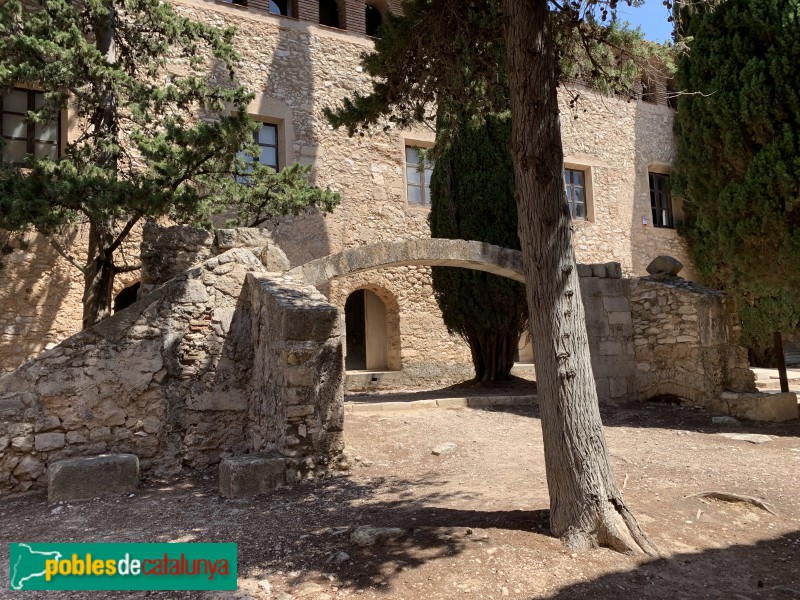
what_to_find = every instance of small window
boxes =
[237,122,279,181]
[365,4,383,36]
[319,0,340,27]
[1,88,60,165]
[405,146,433,207]
[563,168,587,220]
[649,172,673,228]
[269,0,291,16]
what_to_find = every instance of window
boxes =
[365,4,383,36]
[239,122,279,174]
[319,0,340,28]
[649,172,673,228]
[269,0,291,16]
[1,88,60,165]
[405,146,433,206]
[563,168,587,220]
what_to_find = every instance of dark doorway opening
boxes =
[345,289,367,370]
[319,0,340,28]
[114,281,140,313]
[365,4,382,37]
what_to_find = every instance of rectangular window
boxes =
[564,168,587,219]
[405,146,433,206]
[238,122,279,175]
[649,172,673,228]
[1,88,60,165]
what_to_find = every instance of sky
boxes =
[613,1,675,43]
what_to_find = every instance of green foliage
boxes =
[429,111,528,381]
[0,0,339,323]
[674,0,800,352]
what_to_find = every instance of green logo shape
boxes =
[9,543,237,591]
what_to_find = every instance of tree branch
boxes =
[49,237,87,274]
[114,262,142,273]
[108,213,142,254]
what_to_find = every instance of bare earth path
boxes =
[1,403,799,599]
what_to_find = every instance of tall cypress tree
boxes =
[429,111,528,382]
[674,0,800,361]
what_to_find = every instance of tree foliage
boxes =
[0,0,339,326]
[429,111,528,382]
[674,0,800,358]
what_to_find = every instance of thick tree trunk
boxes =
[469,331,518,382]
[82,222,116,329]
[502,0,657,555]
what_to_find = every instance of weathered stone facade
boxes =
[2,0,699,384]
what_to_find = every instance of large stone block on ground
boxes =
[219,454,286,499]
[48,454,139,503]
[715,391,799,423]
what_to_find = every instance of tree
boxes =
[673,0,800,363]
[327,0,670,554]
[428,111,529,382]
[0,0,339,328]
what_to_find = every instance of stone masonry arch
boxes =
[288,239,525,288]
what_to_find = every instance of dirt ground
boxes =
[2,401,800,600]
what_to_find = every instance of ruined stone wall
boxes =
[0,247,345,495]
[631,277,756,404]
[245,273,344,482]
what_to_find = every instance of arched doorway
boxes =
[344,288,389,371]
[365,3,383,37]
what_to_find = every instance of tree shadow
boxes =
[539,531,800,599]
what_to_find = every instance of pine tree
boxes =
[0,0,339,328]
[429,111,528,382]
[674,0,800,362]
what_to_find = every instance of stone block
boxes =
[605,262,623,279]
[35,432,66,452]
[48,454,140,503]
[646,255,683,276]
[576,264,593,278]
[219,454,286,499]
[717,392,799,423]
[591,263,607,278]
[603,297,631,313]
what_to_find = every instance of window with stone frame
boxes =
[1,88,60,165]
[563,167,587,220]
[405,146,434,207]
[238,122,279,175]
[649,172,673,228]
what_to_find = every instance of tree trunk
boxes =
[82,222,116,329]
[467,331,518,383]
[502,0,657,555]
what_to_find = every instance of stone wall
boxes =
[631,276,756,404]
[0,248,344,495]
[578,263,636,405]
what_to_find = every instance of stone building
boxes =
[0,0,697,386]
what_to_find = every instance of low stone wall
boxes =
[631,276,756,404]
[0,248,344,495]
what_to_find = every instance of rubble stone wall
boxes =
[0,248,344,495]
[631,277,756,404]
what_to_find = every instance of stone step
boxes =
[48,454,139,503]
[219,454,286,499]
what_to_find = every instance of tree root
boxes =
[561,500,660,557]
[685,491,777,515]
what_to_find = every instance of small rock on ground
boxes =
[432,442,457,456]
[350,525,406,547]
